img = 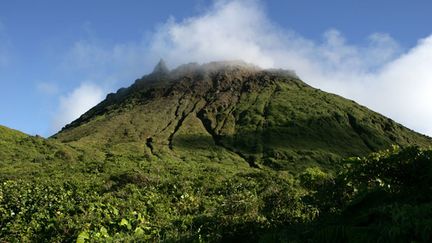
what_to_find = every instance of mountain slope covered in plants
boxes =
[54,61,431,171]
[0,61,431,242]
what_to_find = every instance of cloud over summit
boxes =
[56,0,432,136]
[148,0,432,136]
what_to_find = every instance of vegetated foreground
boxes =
[1,61,432,242]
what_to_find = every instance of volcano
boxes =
[53,60,431,170]
[1,61,431,242]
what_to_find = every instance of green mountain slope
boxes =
[0,125,36,161]
[0,125,83,181]
[1,61,432,242]
[54,61,431,171]
[0,125,75,164]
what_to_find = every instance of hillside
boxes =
[54,60,431,171]
[1,61,432,242]
[0,125,75,165]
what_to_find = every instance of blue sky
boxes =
[1,0,432,136]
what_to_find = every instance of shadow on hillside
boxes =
[171,114,397,169]
[173,111,405,156]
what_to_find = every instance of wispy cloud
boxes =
[64,38,155,87]
[51,35,154,132]
[148,0,432,136]
[57,0,432,136]
[52,83,104,132]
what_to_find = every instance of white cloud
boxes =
[64,39,155,88]
[51,37,155,133]
[59,0,432,136]
[373,37,432,136]
[150,0,279,68]
[146,0,432,136]
[52,83,104,132]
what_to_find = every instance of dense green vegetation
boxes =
[1,62,431,241]
[54,62,431,171]
[1,141,432,241]
[273,146,432,242]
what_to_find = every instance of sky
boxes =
[1,0,432,137]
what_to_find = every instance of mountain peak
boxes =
[55,59,432,170]
[152,59,169,74]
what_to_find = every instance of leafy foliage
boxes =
[1,63,432,241]
[280,146,432,242]
[0,154,314,242]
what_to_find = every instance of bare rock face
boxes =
[53,60,432,170]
